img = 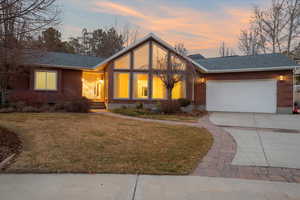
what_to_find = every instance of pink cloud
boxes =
[90,1,253,57]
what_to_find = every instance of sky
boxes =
[58,0,268,58]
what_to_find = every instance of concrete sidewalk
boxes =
[0,174,299,200]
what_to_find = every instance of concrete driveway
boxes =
[209,112,300,131]
[209,112,300,168]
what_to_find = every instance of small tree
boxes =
[154,53,196,102]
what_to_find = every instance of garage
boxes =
[206,79,277,113]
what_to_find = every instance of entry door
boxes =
[206,80,277,113]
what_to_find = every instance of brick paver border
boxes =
[192,115,300,183]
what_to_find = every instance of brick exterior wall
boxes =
[194,70,294,113]
[9,66,83,103]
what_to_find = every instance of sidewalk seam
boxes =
[131,175,139,200]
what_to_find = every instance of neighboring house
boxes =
[9,33,299,113]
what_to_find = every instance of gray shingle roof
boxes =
[28,51,105,69]
[192,53,298,71]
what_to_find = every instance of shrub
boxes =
[40,104,51,112]
[8,91,47,107]
[62,97,90,113]
[0,107,15,113]
[22,106,40,113]
[177,98,191,107]
[159,101,180,114]
[135,102,143,109]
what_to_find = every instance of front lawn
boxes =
[0,113,213,174]
[112,108,206,123]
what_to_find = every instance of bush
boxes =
[8,91,47,107]
[177,98,191,107]
[159,101,180,114]
[135,102,143,109]
[58,97,90,113]
[0,107,16,113]
[22,106,40,113]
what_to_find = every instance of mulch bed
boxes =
[0,127,22,164]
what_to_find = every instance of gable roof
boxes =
[93,33,208,72]
[28,51,105,70]
[192,53,298,73]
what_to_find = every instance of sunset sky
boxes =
[59,0,268,57]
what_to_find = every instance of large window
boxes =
[152,42,168,70]
[114,73,130,98]
[133,43,149,70]
[152,75,167,99]
[172,80,186,99]
[171,54,186,71]
[34,70,57,91]
[114,53,130,69]
[133,74,148,99]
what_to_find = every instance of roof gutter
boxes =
[26,63,96,71]
[204,66,297,73]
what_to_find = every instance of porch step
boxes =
[89,101,106,109]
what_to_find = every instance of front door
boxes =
[82,72,104,101]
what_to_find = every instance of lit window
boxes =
[133,43,149,70]
[171,54,186,71]
[34,71,57,90]
[152,42,168,70]
[152,75,167,99]
[172,80,186,99]
[133,74,148,99]
[114,73,130,98]
[114,53,130,69]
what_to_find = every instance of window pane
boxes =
[296,75,300,85]
[114,53,130,69]
[152,42,168,70]
[114,73,130,98]
[152,75,167,99]
[46,72,57,90]
[171,54,186,71]
[134,43,149,70]
[133,74,148,99]
[35,71,46,90]
[172,80,186,99]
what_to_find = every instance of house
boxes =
[10,33,299,114]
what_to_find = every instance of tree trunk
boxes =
[0,88,6,106]
[167,87,172,103]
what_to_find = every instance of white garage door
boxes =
[206,80,277,113]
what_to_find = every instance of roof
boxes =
[192,53,298,72]
[188,54,205,60]
[93,33,208,72]
[27,51,105,70]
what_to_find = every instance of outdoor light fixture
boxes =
[200,77,206,83]
[279,75,285,81]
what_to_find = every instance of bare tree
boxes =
[121,23,140,47]
[0,0,60,105]
[285,0,300,54]
[239,27,261,55]
[218,41,235,57]
[174,43,188,56]
[153,54,196,102]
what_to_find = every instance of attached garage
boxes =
[206,80,277,113]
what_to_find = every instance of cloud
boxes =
[88,0,253,57]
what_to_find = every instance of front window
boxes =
[171,54,186,71]
[172,80,186,99]
[34,70,57,91]
[152,75,167,99]
[152,42,168,70]
[114,73,130,99]
[133,73,148,99]
[114,53,130,69]
[133,43,149,70]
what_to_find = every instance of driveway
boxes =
[1,174,300,200]
[209,112,300,131]
[209,112,300,169]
